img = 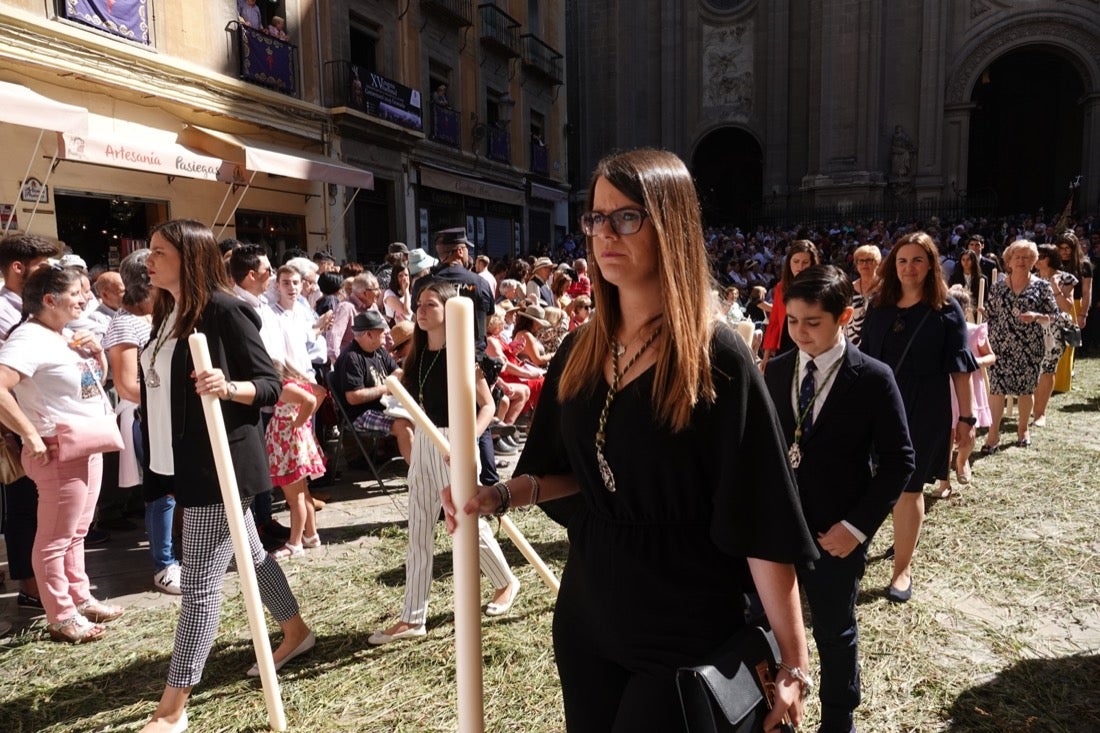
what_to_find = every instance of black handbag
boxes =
[1063,323,1083,348]
[676,626,796,733]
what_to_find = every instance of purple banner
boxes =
[240,25,296,95]
[65,0,150,45]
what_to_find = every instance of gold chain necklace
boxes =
[595,324,663,492]
[417,346,444,405]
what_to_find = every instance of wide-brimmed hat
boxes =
[531,257,554,271]
[407,248,439,276]
[352,310,387,332]
[494,300,518,318]
[388,241,410,255]
[390,320,414,348]
[517,304,550,328]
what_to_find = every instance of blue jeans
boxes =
[145,493,177,571]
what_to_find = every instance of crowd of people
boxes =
[0,144,1095,731]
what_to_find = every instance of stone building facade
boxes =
[566,0,1100,225]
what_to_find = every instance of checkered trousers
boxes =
[166,498,301,688]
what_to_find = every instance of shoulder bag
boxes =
[53,374,124,462]
[0,430,26,484]
[676,626,796,733]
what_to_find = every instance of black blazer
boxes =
[141,290,281,507]
[764,344,915,539]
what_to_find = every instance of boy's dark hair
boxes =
[783,264,853,317]
[0,233,62,274]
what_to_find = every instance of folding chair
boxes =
[325,370,398,495]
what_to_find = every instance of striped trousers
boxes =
[401,428,515,626]
[167,498,300,688]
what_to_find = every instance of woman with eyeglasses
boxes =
[761,240,820,371]
[981,240,1058,455]
[1053,231,1091,392]
[444,148,816,731]
[845,244,882,346]
[859,231,977,603]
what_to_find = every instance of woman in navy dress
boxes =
[860,232,977,603]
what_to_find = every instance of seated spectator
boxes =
[510,304,554,367]
[332,311,412,463]
[567,295,592,331]
[267,16,289,41]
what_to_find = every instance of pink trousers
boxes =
[23,444,102,624]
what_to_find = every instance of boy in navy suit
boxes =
[764,266,915,733]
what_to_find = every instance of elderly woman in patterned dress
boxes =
[981,240,1058,452]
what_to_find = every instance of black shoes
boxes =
[17,591,44,610]
[886,579,913,603]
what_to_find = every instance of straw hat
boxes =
[390,320,414,348]
[517,304,550,328]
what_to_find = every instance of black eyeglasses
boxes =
[579,208,649,236]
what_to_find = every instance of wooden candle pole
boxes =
[384,377,561,595]
[442,298,484,733]
[188,334,287,732]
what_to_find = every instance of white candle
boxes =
[735,320,755,348]
[188,333,287,732]
[385,374,560,595]
[443,297,484,733]
[977,276,986,324]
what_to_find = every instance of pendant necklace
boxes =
[595,324,663,492]
[788,350,844,469]
[417,346,445,406]
[145,309,177,389]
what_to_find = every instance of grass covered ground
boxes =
[1,357,1098,732]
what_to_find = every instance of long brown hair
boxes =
[872,231,949,309]
[559,148,716,432]
[779,240,820,292]
[150,219,233,338]
[401,280,458,394]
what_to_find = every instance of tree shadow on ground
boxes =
[945,653,1100,732]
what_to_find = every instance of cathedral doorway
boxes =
[691,127,762,228]
[967,47,1085,215]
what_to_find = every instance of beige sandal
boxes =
[48,614,106,644]
[76,598,124,623]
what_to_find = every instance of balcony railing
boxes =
[432,105,461,147]
[229,21,300,97]
[420,0,474,27]
[478,4,521,58]
[521,34,563,85]
[530,139,549,176]
[486,126,510,164]
[323,60,425,133]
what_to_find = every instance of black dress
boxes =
[859,298,977,490]
[515,323,816,731]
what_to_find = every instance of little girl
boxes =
[933,286,996,497]
[267,363,327,558]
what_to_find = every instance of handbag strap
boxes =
[893,307,933,374]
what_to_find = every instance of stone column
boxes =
[942,102,977,200]
[1081,93,1100,216]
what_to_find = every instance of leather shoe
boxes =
[886,579,913,603]
[247,631,316,676]
[485,579,520,617]
[367,624,426,645]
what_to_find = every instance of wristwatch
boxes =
[224,381,239,401]
[958,415,977,426]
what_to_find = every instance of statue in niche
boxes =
[890,125,916,178]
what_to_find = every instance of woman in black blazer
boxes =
[139,220,313,733]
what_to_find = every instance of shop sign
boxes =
[20,178,48,204]
[60,132,238,183]
[0,204,15,229]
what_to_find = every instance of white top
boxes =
[0,287,22,344]
[0,321,110,437]
[140,309,178,475]
[234,285,287,366]
[383,288,411,323]
[270,300,315,378]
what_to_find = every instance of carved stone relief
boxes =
[701,20,753,118]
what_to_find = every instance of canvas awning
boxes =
[179,125,374,190]
[58,114,238,183]
[0,81,91,234]
[0,80,89,135]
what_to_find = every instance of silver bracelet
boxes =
[778,662,815,697]
[525,473,540,506]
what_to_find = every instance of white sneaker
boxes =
[154,564,183,595]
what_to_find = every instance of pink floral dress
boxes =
[266,379,327,486]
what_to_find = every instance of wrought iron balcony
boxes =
[228,21,300,97]
[530,138,549,176]
[520,34,563,85]
[420,0,474,27]
[486,126,510,164]
[432,105,461,147]
[478,4,521,58]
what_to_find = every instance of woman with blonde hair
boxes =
[846,243,881,346]
[860,231,977,602]
[446,148,815,730]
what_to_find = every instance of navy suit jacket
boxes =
[764,344,915,539]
